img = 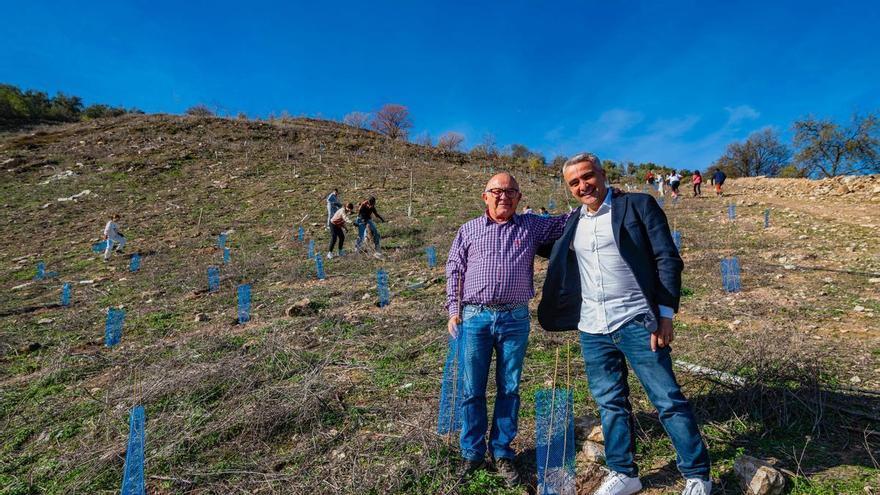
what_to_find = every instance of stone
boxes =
[580,440,605,463]
[19,342,41,353]
[194,313,209,322]
[733,455,786,495]
[854,306,866,312]
[37,318,54,325]
[575,415,604,443]
[286,298,314,317]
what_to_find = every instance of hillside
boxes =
[1,115,878,494]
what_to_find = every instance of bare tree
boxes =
[714,128,790,177]
[371,104,412,140]
[437,131,465,151]
[185,104,214,117]
[343,111,371,130]
[793,112,880,177]
[412,131,433,147]
[470,133,498,159]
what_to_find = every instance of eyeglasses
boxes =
[485,188,520,197]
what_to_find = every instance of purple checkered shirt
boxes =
[445,211,571,317]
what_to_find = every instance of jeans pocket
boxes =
[510,305,531,321]
[462,306,480,322]
[626,316,655,336]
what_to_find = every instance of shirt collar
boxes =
[581,189,613,218]
[483,210,520,225]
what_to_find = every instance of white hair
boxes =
[561,152,602,176]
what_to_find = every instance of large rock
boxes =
[733,455,786,495]
[579,440,605,463]
[575,415,604,443]
[286,298,314,317]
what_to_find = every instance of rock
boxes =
[733,455,786,495]
[869,278,880,284]
[850,376,862,384]
[854,306,865,312]
[19,342,41,353]
[37,318,54,325]
[194,313,209,322]
[580,440,605,463]
[286,298,314,317]
[575,415,604,443]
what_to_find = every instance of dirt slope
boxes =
[1,116,877,494]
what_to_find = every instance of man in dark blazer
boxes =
[537,153,711,495]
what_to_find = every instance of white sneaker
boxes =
[681,478,711,495]
[594,470,642,495]
[326,252,334,259]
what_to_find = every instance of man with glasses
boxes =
[445,172,571,487]
[537,153,711,495]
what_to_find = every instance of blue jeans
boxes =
[579,319,710,480]
[355,218,380,250]
[459,304,531,461]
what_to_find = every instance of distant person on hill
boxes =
[102,214,126,261]
[712,168,727,196]
[540,207,550,217]
[326,188,342,229]
[669,172,682,198]
[657,174,665,196]
[645,170,654,185]
[523,205,534,215]
[355,196,385,257]
[327,203,354,259]
[692,171,703,197]
[445,171,573,487]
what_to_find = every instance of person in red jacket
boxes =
[692,171,703,197]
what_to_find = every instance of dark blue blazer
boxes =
[537,191,683,332]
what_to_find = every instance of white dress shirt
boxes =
[571,191,674,334]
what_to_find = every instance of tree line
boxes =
[713,112,879,178]
[0,83,141,128]
[10,82,875,179]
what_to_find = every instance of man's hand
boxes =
[447,315,461,338]
[651,318,674,352]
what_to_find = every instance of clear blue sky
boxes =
[3,1,879,169]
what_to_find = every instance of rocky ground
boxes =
[0,115,877,494]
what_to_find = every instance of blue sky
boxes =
[3,1,879,169]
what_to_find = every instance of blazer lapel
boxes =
[563,206,581,250]
[611,191,627,247]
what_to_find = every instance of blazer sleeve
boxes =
[640,197,684,312]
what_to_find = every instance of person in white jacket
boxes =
[103,214,126,261]
[328,203,354,258]
[326,188,342,229]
